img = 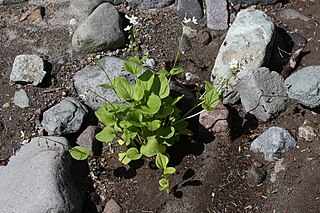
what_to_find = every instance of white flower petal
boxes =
[124,25,132,31]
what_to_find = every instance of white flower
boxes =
[229,58,245,72]
[192,17,198,25]
[182,17,191,24]
[182,16,198,25]
[229,59,239,70]
[125,14,138,25]
[124,25,132,31]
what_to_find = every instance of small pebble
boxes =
[247,167,267,184]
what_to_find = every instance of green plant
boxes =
[93,54,224,192]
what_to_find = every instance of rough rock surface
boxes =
[126,0,174,9]
[77,125,102,156]
[176,0,203,20]
[211,9,275,104]
[206,0,228,30]
[41,97,88,136]
[70,0,125,16]
[250,126,297,161]
[285,66,320,108]
[228,0,278,6]
[199,103,230,138]
[0,137,89,213]
[10,54,46,86]
[73,56,132,110]
[236,67,288,121]
[103,199,122,213]
[13,89,29,108]
[0,0,26,4]
[72,3,125,53]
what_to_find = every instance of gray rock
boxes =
[41,97,88,136]
[13,89,29,108]
[0,0,26,4]
[70,0,125,16]
[10,55,47,86]
[278,8,311,22]
[228,0,278,6]
[0,137,89,213]
[73,56,132,110]
[250,126,297,161]
[211,9,275,104]
[178,35,191,54]
[247,167,267,184]
[285,66,320,108]
[77,125,102,156]
[206,0,228,30]
[236,67,288,122]
[176,0,203,20]
[72,3,125,53]
[126,0,174,9]
[103,199,122,213]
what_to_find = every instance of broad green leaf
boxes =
[158,75,170,99]
[202,89,221,111]
[139,94,161,114]
[69,146,91,160]
[118,152,131,164]
[133,84,144,101]
[158,69,169,76]
[147,94,161,113]
[164,167,176,175]
[95,126,116,143]
[155,105,174,118]
[100,83,114,89]
[204,81,215,92]
[124,60,141,76]
[140,136,159,157]
[126,147,142,160]
[137,70,154,91]
[174,120,189,131]
[114,77,134,100]
[156,153,169,170]
[144,120,161,131]
[159,178,169,191]
[95,107,116,126]
[170,67,184,76]
[126,110,143,123]
[157,126,175,139]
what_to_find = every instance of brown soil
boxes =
[1,0,320,212]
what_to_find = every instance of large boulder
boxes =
[73,56,132,110]
[0,0,26,5]
[70,0,125,16]
[236,67,288,121]
[126,0,174,9]
[72,3,125,53]
[285,66,320,108]
[211,9,275,104]
[0,137,89,213]
[228,0,278,6]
